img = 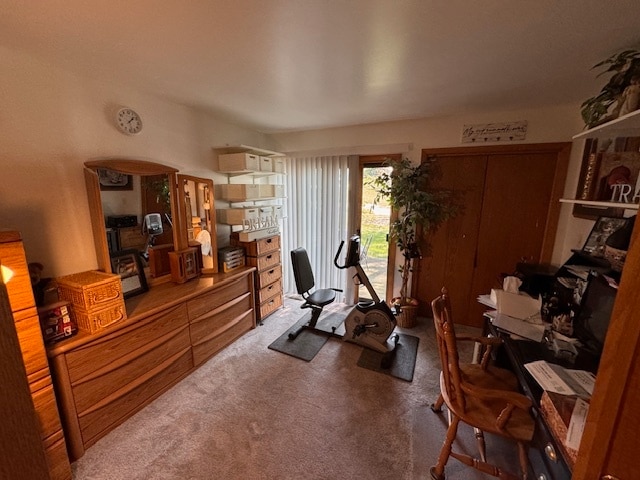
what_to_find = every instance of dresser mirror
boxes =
[84,159,181,278]
[176,174,218,273]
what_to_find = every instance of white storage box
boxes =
[259,156,273,172]
[219,153,261,172]
[272,158,285,173]
[258,184,284,198]
[220,184,261,201]
[272,205,283,221]
[217,207,260,225]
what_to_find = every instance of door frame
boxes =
[357,154,401,302]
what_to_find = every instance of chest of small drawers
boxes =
[235,235,283,323]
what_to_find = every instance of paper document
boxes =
[492,313,545,342]
[565,398,590,450]
[477,294,496,309]
[525,360,595,398]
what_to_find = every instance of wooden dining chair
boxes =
[429,287,535,480]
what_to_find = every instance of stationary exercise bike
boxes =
[289,235,398,354]
[335,235,399,354]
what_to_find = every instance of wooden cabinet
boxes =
[47,267,255,460]
[0,231,72,480]
[568,110,640,479]
[413,143,570,328]
[234,235,283,323]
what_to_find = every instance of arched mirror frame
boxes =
[176,174,219,273]
[84,159,182,275]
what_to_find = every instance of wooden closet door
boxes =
[414,144,569,328]
[466,151,560,325]
[413,155,487,324]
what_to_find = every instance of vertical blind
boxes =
[281,155,357,303]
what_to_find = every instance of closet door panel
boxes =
[467,152,559,325]
[413,155,487,321]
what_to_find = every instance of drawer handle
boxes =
[266,255,272,260]
[544,443,557,462]
[268,269,275,274]
[267,285,273,291]
[266,238,272,243]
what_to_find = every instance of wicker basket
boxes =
[396,304,418,328]
[57,270,123,310]
[73,302,127,334]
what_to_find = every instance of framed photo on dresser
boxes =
[110,249,148,298]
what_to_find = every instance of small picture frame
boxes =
[582,216,627,257]
[98,168,133,190]
[110,249,148,298]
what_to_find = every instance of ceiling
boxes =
[2,1,639,133]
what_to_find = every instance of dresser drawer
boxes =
[190,293,253,348]
[0,238,36,312]
[258,279,282,304]
[528,414,572,480]
[187,276,251,321]
[259,293,283,319]
[15,309,50,384]
[256,265,282,289]
[44,429,72,480]
[247,251,280,272]
[79,347,192,448]
[32,382,63,440]
[65,303,188,383]
[72,326,191,413]
[243,235,280,256]
[192,309,254,366]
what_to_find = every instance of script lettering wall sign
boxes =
[461,120,528,143]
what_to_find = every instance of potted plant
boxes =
[581,49,640,129]
[370,157,457,327]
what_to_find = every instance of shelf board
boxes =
[573,109,640,140]
[212,144,284,157]
[220,170,277,178]
[559,198,639,210]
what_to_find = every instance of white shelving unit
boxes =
[212,146,286,240]
[573,109,640,140]
[562,110,640,210]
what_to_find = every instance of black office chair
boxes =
[288,247,341,340]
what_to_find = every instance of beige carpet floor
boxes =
[71,297,521,480]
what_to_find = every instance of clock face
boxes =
[116,108,143,135]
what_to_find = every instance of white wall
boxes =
[269,107,596,269]
[0,44,601,283]
[0,46,273,277]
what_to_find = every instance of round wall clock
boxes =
[115,107,143,135]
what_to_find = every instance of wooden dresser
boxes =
[0,231,72,480]
[235,235,283,324]
[47,267,255,460]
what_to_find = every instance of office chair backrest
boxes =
[291,248,315,296]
